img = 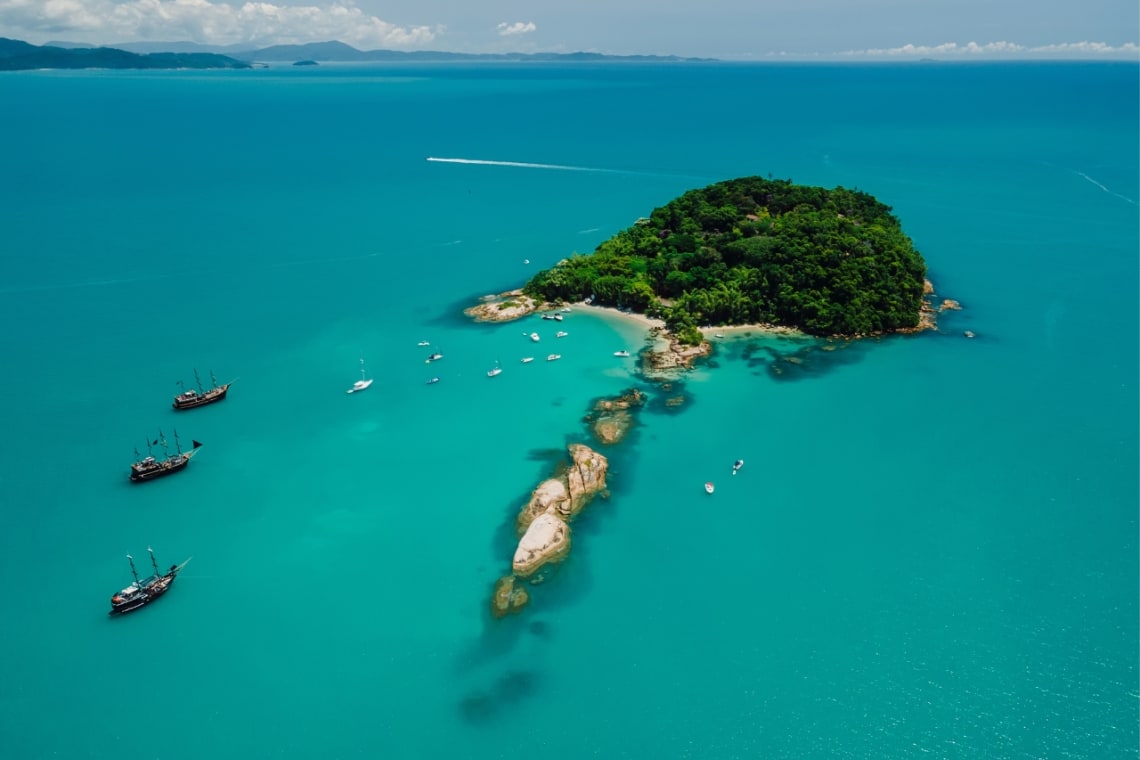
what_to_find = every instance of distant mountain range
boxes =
[10,38,710,70]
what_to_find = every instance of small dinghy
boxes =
[704,482,715,494]
[732,459,744,475]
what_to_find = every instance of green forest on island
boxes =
[523,176,928,341]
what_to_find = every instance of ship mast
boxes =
[158,429,169,457]
[194,368,204,393]
[360,358,367,381]
[173,428,183,455]
[210,370,218,390]
[127,554,141,586]
[148,547,160,576]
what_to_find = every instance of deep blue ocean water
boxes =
[0,61,1136,758]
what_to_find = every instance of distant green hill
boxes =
[240,40,711,63]
[0,38,250,70]
[524,177,928,339]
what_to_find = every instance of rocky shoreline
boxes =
[465,280,963,372]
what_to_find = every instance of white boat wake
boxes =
[426,156,620,173]
[1074,171,1137,206]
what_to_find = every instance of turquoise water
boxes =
[0,62,1136,758]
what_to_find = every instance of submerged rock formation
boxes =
[585,388,647,445]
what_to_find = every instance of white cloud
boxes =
[496,21,536,37]
[0,0,440,48]
[838,40,1139,58]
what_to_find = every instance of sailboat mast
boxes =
[194,369,203,393]
[127,554,140,585]
[210,370,218,389]
[360,358,367,381]
[148,547,160,576]
[158,429,168,456]
[173,428,182,455]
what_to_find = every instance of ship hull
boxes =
[109,580,175,615]
[129,457,190,482]
[172,385,229,410]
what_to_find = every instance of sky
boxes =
[0,0,1137,59]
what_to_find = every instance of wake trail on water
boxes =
[1074,171,1137,206]
[426,156,708,180]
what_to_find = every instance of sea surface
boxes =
[0,61,1136,759]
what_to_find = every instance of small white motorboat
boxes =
[417,340,430,346]
[560,307,571,313]
[346,358,373,394]
[487,360,503,377]
[732,459,744,475]
[530,332,541,342]
[547,354,561,362]
[521,357,534,363]
[704,482,715,494]
[614,350,630,357]
[556,331,568,338]
[523,259,530,264]
[425,350,443,363]
[426,377,440,385]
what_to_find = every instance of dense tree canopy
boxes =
[523,177,928,339]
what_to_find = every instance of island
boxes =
[522,176,930,341]
[0,38,250,70]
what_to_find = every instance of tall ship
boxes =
[109,548,191,615]
[173,369,231,410]
[129,429,202,482]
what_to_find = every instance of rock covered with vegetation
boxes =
[523,176,928,339]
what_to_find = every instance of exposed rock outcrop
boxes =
[464,290,541,322]
[585,388,647,445]
[513,513,571,577]
[498,445,609,590]
[490,574,531,618]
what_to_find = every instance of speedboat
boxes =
[530,332,540,342]
[732,459,744,475]
[426,377,440,385]
[553,313,563,321]
[547,354,561,362]
[556,331,568,338]
[523,259,530,264]
[714,332,725,338]
[417,340,430,346]
[425,351,443,363]
[521,357,534,363]
[614,350,630,357]
[560,307,571,313]
[704,482,715,494]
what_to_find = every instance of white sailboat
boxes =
[346,358,373,394]
[487,359,503,377]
